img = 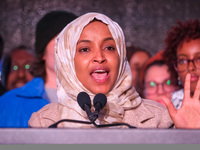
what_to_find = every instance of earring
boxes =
[178,77,182,85]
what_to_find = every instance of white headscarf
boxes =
[55,12,141,127]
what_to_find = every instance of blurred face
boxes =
[6,49,35,90]
[74,21,120,94]
[144,65,177,107]
[43,37,56,74]
[177,39,200,95]
[129,51,150,87]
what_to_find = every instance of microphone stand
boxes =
[49,118,136,128]
[48,119,92,128]
[91,121,136,128]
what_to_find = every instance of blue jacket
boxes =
[0,77,49,128]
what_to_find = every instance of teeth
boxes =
[94,70,106,73]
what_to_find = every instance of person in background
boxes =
[1,45,35,91]
[139,51,180,107]
[0,34,6,95]
[126,45,151,94]
[0,10,77,127]
[29,12,173,128]
[163,19,200,128]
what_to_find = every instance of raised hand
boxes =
[162,73,200,129]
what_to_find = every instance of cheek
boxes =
[74,57,88,79]
[178,72,186,85]
[7,73,15,81]
[144,93,156,100]
[113,56,120,78]
[26,73,34,80]
[131,70,137,79]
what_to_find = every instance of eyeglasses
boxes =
[174,56,200,72]
[10,64,31,72]
[144,79,173,94]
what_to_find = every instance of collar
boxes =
[16,77,45,98]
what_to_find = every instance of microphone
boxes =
[49,92,136,128]
[77,92,96,122]
[93,93,107,121]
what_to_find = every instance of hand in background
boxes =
[162,73,200,129]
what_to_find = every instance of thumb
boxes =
[162,96,177,118]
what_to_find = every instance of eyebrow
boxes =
[103,37,115,42]
[178,52,200,57]
[77,37,115,45]
[77,40,91,45]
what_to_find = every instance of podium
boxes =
[1,128,200,144]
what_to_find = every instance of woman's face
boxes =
[144,64,177,107]
[129,51,150,87]
[177,39,200,94]
[74,21,120,94]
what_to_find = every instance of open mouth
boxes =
[90,69,109,83]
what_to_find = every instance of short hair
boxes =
[163,19,200,87]
[126,45,151,62]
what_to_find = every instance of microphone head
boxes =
[77,92,91,111]
[93,93,107,109]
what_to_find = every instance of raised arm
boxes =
[162,73,200,129]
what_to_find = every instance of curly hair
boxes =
[163,19,200,87]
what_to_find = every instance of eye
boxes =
[166,80,171,86]
[103,43,116,51]
[24,64,30,70]
[149,81,156,87]
[195,56,200,63]
[177,58,187,65]
[79,48,89,52]
[12,65,18,71]
[106,46,115,51]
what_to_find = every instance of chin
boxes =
[91,88,110,95]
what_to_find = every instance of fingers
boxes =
[184,73,191,99]
[162,96,177,118]
[193,76,200,99]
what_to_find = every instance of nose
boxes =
[157,84,165,95]
[188,60,195,71]
[17,67,26,78]
[93,49,106,63]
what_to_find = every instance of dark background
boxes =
[0,0,200,55]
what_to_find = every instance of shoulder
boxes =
[28,103,61,128]
[137,99,170,119]
[142,99,167,110]
[0,77,47,104]
[124,99,173,128]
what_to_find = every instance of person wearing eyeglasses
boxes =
[1,45,35,91]
[0,11,77,128]
[163,19,200,128]
[139,50,180,107]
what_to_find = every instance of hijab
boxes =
[55,12,142,127]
